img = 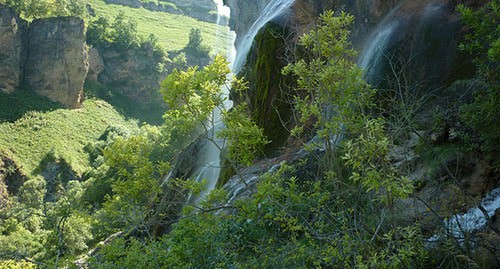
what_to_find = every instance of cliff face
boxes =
[358,0,469,87]
[224,0,272,47]
[97,47,166,105]
[0,6,89,108]
[224,0,402,48]
[24,17,89,108]
[0,6,27,93]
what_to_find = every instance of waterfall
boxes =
[187,1,235,204]
[233,0,295,72]
[428,187,500,245]
[188,0,294,204]
[358,20,399,83]
[214,0,230,26]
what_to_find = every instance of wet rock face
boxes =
[0,6,27,93]
[224,0,272,47]
[24,17,89,108]
[224,0,402,48]
[235,22,294,153]
[358,0,466,88]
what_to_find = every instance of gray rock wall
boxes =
[0,6,89,108]
[23,17,89,108]
[0,6,27,93]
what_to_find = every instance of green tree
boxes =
[161,54,267,169]
[1,0,87,19]
[282,11,373,162]
[458,0,499,81]
[457,1,500,153]
[184,28,210,57]
[97,126,168,234]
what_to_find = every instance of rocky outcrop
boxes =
[87,47,104,82]
[97,47,165,105]
[24,17,89,108]
[0,7,89,108]
[0,6,27,93]
[224,0,271,47]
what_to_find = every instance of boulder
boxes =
[24,17,89,108]
[0,5,27,93]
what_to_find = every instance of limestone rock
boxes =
[97,48,165,105]
[0,5,27,93]
[225,0,272,47]
[24,17,89,108]
[87,47,104,82]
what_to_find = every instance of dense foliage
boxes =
[87,11,427,268]
[0,1,498,268]
[457,0,500,154]
[0,0,88,19]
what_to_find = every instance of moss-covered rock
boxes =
[234,22,294,155]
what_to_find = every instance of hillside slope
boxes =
[89,0,232,54]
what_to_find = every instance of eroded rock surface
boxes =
[87,47,104,83]
[97,48,165,105]
[0,6,27,93]
[24,17,89,108]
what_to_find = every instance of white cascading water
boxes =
[189,0,295,204]
[233,0,295,72]
[427,187,500,244]
[188,0,235,205]
[358,20,399,82]
[358,1,500,244]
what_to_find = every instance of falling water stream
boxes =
[357,0,500,243]
[221,0,500,232]
[233,0,295,72]
[357,3,404,84]
[188,0,295,204]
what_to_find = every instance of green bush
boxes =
[0,0,88,20]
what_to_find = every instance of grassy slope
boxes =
[0,0,231,178]
[89,0,232,54]
[0,99,139,176]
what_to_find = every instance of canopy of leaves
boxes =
[0,0,88,20]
